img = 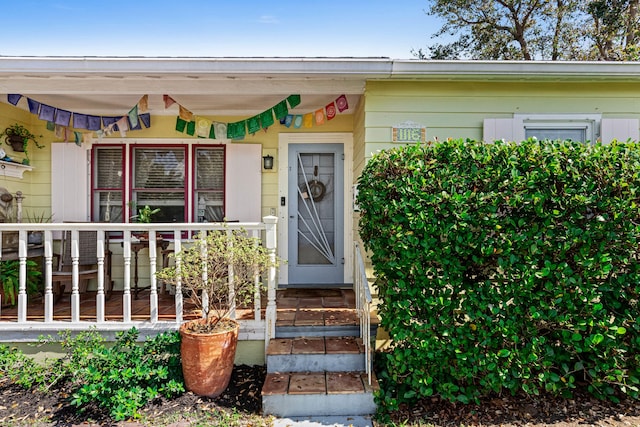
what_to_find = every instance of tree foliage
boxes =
[418,0,639,60]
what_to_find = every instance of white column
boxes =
[17,230,28,323]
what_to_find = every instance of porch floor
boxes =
[0,291,259,322]
[275,288,358,327]
[0,288,361,325]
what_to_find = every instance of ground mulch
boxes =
[388,390,640,426]
[0,365,267,426]
[2,362,640,426]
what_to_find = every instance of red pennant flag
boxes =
[326,102,336,120]
[163,95,176,109]
[336,95,348,112]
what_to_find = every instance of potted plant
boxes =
[0,259,42,307]
[128,201,161,240]
[0,123,44,165]
[156,228,279,397]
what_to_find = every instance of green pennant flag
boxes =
[46,121,55,131]
[176,117,187,133]
[227,121,246,140]
[259,109,275,129]
[247,115,261,134]
[273,100,288,120]
[287,94,301,109]
[209,124,216,139]
[186,120,196,136]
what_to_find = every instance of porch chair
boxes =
[51,230,113,302]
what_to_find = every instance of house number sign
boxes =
[392,121,426,143]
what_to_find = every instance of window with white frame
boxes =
[483,114,615,144]
[92,144,225,223]
[516,114,599,143]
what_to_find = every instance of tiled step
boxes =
[262,371,378,417]
[266,336,366,373]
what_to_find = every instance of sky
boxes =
[0,0,442,59]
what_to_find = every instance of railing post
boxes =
[17,230,27,323]
[263,215,278,351]
[96,230,106,323]
[174,230,183,324]
[44,230,53,322]
[149,230,158,323]
[122,231,132,322]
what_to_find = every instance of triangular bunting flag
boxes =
[138,95,149,113]
[27,98,41,114]
[179,105,193,121]
[54,109,72,126]
[315,108,325,126]
[128,106,139,129]
[287,94,301,109]
[259,109,275,129]
[303,113,313,128]
[74,131,82,146]
[7,94,22,106]
[163,95,176,108]
[247,115,261,134]
[227,121,246,139]
[116,116,129,137]
[196,117,211,137]
[336,94,349,112]
[215,123,227,140]
[73,113,88,129]
[139,113,151,129]
[273,100,288,120]
[175,117,187,133]
[186,120,196,136]
[326,102,336,120]
[39,104,56,121]
[87,115,102,131]
[209,123,216,139]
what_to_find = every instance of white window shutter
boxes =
[225,143,261,222]
[51,143,89,222]
[483,118,516,142]
[600,118,639,144]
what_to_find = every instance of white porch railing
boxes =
[354,241,373,385]
[0,216,278,346]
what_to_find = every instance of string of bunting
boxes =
[6,94,151,145]
[169,93,349,140]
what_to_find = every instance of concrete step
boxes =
[262,371,378,417]
[267,336,366,373]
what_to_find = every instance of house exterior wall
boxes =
[0,103,354,224]
[361,80,640,161]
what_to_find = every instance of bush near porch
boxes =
[357,139,640,411]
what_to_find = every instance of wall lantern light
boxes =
[262,154,274,170]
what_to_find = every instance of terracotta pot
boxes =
[179,317,239,397]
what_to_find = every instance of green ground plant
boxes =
[357,139,640,412]
[0,328,184,421]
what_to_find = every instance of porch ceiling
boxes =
[0,57,387,116]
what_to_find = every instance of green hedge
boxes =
[357,139,640,409]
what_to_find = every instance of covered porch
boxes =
[0,219,278,344]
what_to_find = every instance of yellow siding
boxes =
[0,103,354,222]
[363,80,640,160]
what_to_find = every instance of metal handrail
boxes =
[354,241,373,385]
